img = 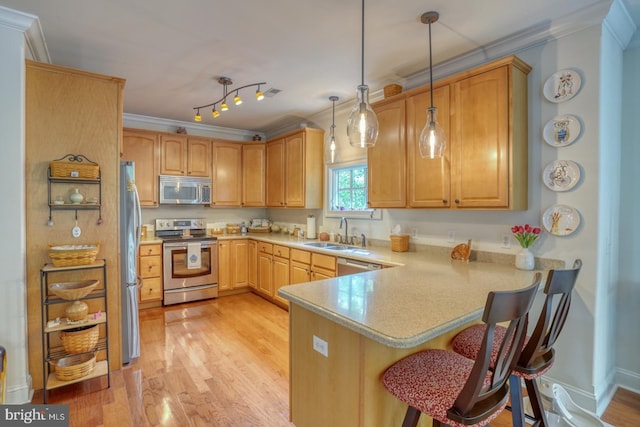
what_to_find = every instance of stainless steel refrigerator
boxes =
[120,161,142,364]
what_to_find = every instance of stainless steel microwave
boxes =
[159,175,211,205]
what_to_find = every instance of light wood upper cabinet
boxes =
[450,61,529,209]
[368,98,407,208]
[406,85,451,208]
[211,141,242,206]
[160,135,211,177]
[242,143,266,207]
[371,55,530,210]
[266,128,324,208]
[122,129,160,207]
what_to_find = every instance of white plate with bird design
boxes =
[543,114,581,147]
[543,69,582,103]
[542,160,581,191]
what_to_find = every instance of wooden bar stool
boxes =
[451,259,582,427]
[381,274,541,427]
[0,345,6,403]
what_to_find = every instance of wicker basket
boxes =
[49,244,100,267]
[60,324,99,354]
[384,84,403,98]
[50,156,99,179]
[390,234,410,252]
[50,353,96,381]
[49,280,99,300]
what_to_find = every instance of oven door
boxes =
[163,240,218,290]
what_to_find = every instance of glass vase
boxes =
[515,247,535,270]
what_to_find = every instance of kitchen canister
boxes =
[306,215,316,239]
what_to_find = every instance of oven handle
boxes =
[162,241,217,249]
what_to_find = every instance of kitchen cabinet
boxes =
[122,129,160,207]
[257,242,273,298]
[138,243,162,305]
[211,141,242,206]
[272,245,290,307]
[290,249,336,283]
[242,143,266,207]
[368,98,406,208]
[160,135,211,177]
[406,85,451,208]
[371,55,530,210]
[266,128,324,208]
[218,239,249,293]
[39,260,110,403]
[248,240,258,289]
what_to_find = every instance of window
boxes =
[327,162,379,219]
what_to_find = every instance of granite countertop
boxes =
[278,256,541,349]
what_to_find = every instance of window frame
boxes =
[326,160,381,219]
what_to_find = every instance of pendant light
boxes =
[327,96,339,164]
[418,11,446,159]
[347,0,378,148]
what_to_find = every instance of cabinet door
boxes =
[242,143,266,207]
[284,132,305,207]
[248,240,258,289]
[122,130,160,207]
[312,267,335,281]
[290,260,311,284]
[273,256,290,306]
[232,239,248,288]
[266,138,285,207]
[140,277,162,302]
[406,85,451,208]
[187,137,211,177]
[368,98,406,208]
[139,255,162,278]
[217,240,231,291]
[257,253,273,297]
[212,141,242,206]
[160,135,187,175]
[451,66,509,208]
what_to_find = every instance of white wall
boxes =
[0,10,31,403]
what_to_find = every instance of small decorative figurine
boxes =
[451,239,472,262]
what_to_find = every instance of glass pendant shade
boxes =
[419,107,446,159]
[325,134,338,164]
[347,85,378,148]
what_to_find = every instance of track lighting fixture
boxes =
[193,76,266,121]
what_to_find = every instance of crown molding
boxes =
[0,6,50,62]
[603,0,637,49]
[123,113,264,141]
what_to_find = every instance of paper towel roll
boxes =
[306,216,316,239]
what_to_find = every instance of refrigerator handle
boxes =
[132,182,142,251]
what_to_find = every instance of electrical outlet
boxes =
[447,230,456,243]
[411,228,418,238]
[501,234,511,249]
[313,335,328,357]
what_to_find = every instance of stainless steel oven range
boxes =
[155,218,218,305]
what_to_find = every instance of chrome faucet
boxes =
[339,217,348,245]
[360,233,366,248]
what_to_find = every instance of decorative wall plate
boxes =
[542,160,581,191]
[543,115,581,147]
[543,69,582,103]
[542,204,580,236]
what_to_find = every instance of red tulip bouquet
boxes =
[511,224,541,248]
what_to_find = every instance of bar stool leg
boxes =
[525,378,549,427]
[510,374,527,427]
[402,406,422,427]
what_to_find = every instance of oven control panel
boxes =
[155,218,206,231]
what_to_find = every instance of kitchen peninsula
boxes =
[279,257,543,427]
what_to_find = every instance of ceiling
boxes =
[2,0,639,134]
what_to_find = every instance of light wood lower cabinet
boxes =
[290,249,336,283]
[138,243,162,305]
[272,245,290,307]
[248,240,258,289]
[257,242,273,298]
[218,239,249,293]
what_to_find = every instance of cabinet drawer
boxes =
[257,241,273,255]
[140,244,162,257]
[140,277,162,302]
[312,253,336,271]
[290,249,311,264]
[273,245,290,259]
[139,255,162,277]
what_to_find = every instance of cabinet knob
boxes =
[442,199,448,204]
[454,199,460,204]
[148,265,153,271]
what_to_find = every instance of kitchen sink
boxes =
[303,242,352,251]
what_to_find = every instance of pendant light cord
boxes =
[361,0,365,86]
[428,19,434,109]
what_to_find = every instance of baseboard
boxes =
[615,367,640,394]
[5,375,33,404]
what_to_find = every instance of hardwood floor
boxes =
[33,292,638,426]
